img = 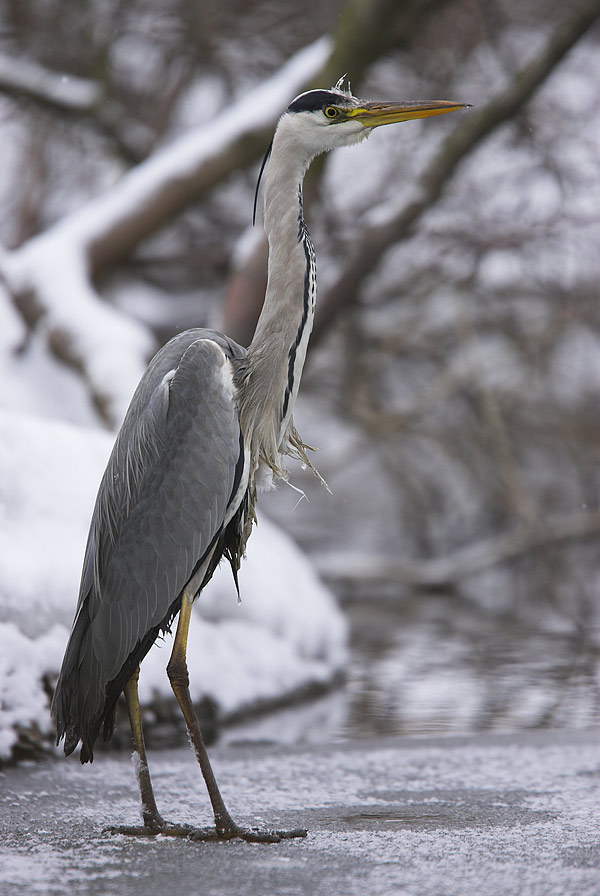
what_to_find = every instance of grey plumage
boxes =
[54,330,249,760]
[51,83,466,840]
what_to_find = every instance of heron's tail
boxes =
[52,598,106,763]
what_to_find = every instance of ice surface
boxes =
[1,729,599,896]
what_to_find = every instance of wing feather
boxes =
[54,330,246,756]
[93,337,241,668]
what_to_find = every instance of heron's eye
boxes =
[323,106,339,119]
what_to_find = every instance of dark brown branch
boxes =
[313,0,600,342]
[312,0,452,93]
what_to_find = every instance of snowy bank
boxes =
[0,407,347,763]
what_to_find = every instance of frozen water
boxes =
[0,729,599,896]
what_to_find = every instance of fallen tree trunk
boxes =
[316,511,600,591]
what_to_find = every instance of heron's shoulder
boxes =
[101,330,245,512]
[150,328,246,375]
[128,329,245,406]
[167,334,240,409]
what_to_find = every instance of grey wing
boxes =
[54,332,246,756]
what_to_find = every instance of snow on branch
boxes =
[0,240,155,426]
[46,36,330,274]
[0,37,331,427]
[0,54,102,112]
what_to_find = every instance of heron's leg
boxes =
[123,668,164,832]
[166,591,307,843]
[166,591,237,834]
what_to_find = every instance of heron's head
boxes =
[255,80,468,223]
[280,79,468,158]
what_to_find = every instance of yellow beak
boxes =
[347,100,469,127]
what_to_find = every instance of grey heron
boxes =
[52,81,466,842]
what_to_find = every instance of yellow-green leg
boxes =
[105,667,167,837]
[123,668,164,832]
[165,591,307,842]
[110,591,306,842]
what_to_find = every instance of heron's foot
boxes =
[106,820,307,843]
[206,823,308,843]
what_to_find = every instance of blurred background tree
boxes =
[2,0,600,649]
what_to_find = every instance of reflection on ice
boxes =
[224,594,600,746]
[341,597,600,738]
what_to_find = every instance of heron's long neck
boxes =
[241,129,316,467]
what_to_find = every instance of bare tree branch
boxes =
[313,0,600,342]
[316,511,600,591]
[0,53,150,163]
[311,0,452,93]
[0,54,102,112]
[452,299,537,524]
